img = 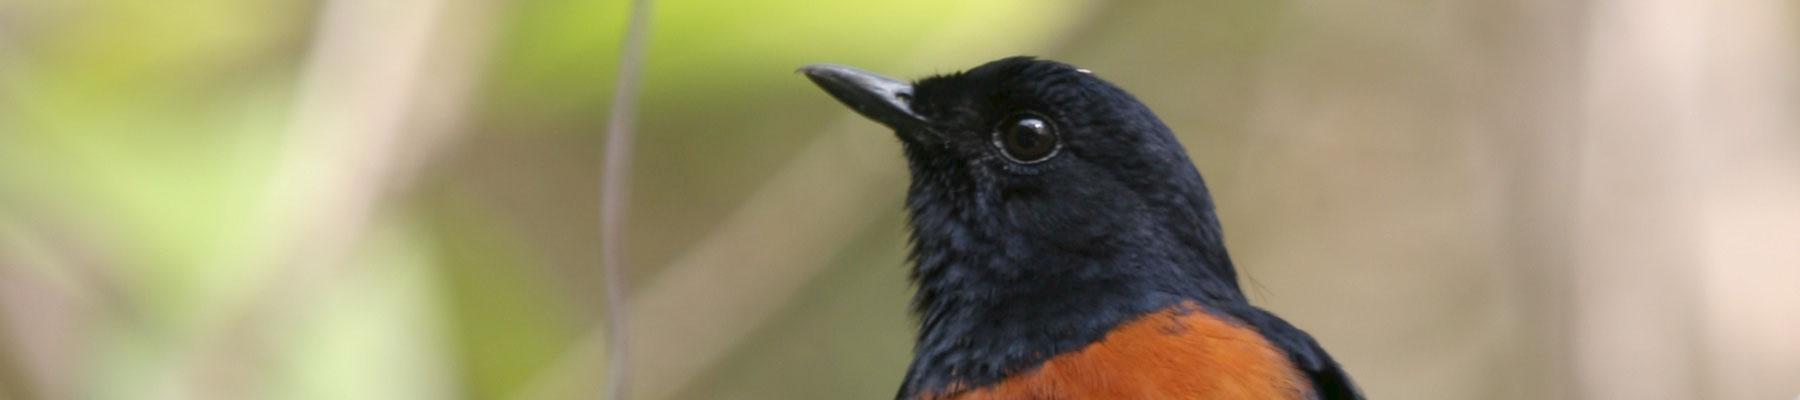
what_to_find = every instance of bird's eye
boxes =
[994,115,1060,164]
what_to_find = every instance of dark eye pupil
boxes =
[1001,117,1057,162]
[1011,127,1042,148]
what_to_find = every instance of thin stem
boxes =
[600,0,652,399]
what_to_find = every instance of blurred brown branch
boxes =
[1573,1,1800,399]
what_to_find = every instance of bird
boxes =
[799,56,1362,400]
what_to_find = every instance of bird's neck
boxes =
[899,214,1179,398]
[896,191,1239,398]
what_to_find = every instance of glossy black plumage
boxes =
[802,57,1361,400]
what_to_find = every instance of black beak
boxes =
[798,64,929,131]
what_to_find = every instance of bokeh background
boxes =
[2,0,1798,399]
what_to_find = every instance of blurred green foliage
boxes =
[0,0,1095,398]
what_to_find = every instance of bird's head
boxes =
[802,56,1238,298]
[802,56,1250,396]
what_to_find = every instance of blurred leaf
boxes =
[424,192,580,400]
[265,215,456,400]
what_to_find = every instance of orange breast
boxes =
[924,303,1310,400]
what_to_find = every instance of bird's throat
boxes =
[897,206,1187,399]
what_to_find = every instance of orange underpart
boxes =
[924,303,1310,400]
